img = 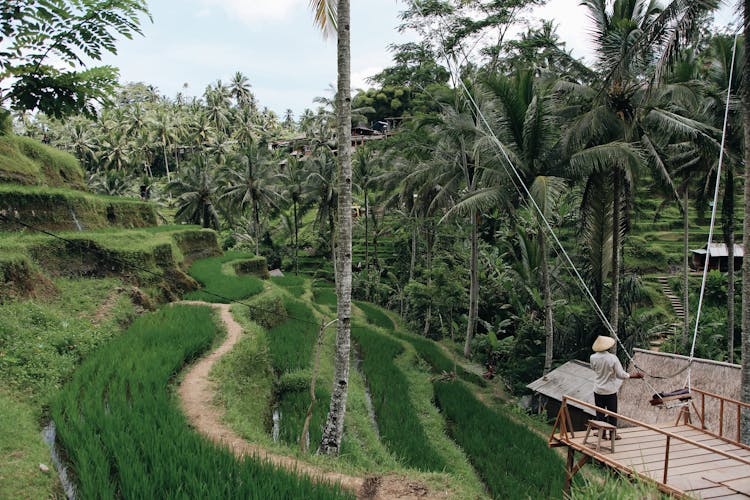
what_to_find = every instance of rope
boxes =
[683,31,740,391]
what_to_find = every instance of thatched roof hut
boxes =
[527,360,596,430]
[620,349,740,435]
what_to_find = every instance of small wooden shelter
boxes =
[691,243,744,272]
[527,360,596,430]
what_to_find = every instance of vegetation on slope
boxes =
[185,251,265,302]
[0,134,84,188]
[52,304,351,499]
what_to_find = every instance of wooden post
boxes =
[564,447,575,495]
[720,399,725,437]
[663,435,671,484]
[738,403,742,443]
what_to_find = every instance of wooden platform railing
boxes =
[550,396,750,491]
[687,387,750,444]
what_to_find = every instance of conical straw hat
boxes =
[592,335,616,352]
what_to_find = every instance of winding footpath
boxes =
[176,301,441,499]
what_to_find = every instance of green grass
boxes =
[355,301,394,330]
[271,275,306,298]
[52,304,351,499]
[355,300,485,386]
[0,135,84,188]
[312,285,337,307]
[433,380,565,499]
[266,299,319,374]
[0,278,134,407]
[0,391,59,498]
[185,252,265,302]
[351,325,446,472]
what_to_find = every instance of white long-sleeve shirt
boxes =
[590,351,630,395]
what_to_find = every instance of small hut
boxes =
[691,243,743,272]
[527,360,596,430]
[619,349,740,434]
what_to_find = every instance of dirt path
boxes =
[176,300,440,499]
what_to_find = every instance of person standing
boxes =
[590,335,643,438]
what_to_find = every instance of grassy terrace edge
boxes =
[52,304,352,499]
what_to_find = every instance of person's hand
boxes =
[630,372,643,379]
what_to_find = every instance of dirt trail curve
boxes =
[176,300,443,500]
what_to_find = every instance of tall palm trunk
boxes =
[320,0,352,456]
[740,3,750,444]
[294,199,300,275]
[541,230,554,375]
[163,144,171,182]
[464,209,479,358]
[683,186,690,350]
[610,167,621,342]
[364,189,369,273]
[254,199,260,256]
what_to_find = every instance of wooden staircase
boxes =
[651,276,685,351]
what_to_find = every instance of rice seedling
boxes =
[185,252,264,302]
[351,325,445,472]
[433,380,565,499]
[312,286,336,307]
[51,305,351,499]
[271,275,305,298]
[355,300,484,386]
[354,301,394,330]
[266,298,318,374]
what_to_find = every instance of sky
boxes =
[96,0,741,119]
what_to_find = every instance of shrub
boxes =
[352,325,445,471]
[433,380,564,499]
[233,255,269,278]
[185,252,264,302]
[51,305,350,499]
[246,292,286,330]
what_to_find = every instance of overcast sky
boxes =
[96,0,740,119]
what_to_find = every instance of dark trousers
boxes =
[594,392,618,427]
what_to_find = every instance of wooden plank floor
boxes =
[558,425,750,498]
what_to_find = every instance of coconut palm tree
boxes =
[220,144,282,256]
[309,0,353,457]
[167,156,221,230]
[279,155,306,274]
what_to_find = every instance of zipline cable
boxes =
[0,213,323,327]
[684,30,740,391]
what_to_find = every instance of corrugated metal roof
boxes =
[527,360,596,415]
[690,243,744,257]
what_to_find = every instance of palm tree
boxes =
[742,3,750,444]
[220,144,282,256]
[562,0,716,342]
[304,150,338,262]
[167,156,221,230]
[279,155,306,274]
[230,71,253,108]
[353,146,379,273]
[148,107,177,181]
[481,70,566,375]
[309,0,353,457]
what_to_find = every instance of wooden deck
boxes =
[550,396,750,498]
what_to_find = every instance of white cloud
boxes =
[198,0,304,25]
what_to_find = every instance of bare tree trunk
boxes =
[464,209,479,358]
[294,200,300,275]
[409,222,417,282]
[541,231,554,375]
[320,0,352,456]
[683,186,690,350]
[610,168,621,343]
[254,199,260,257]
[740,4,750,444]
[728,230,735,363]
[163,144,171,182]
[364,189,369,273]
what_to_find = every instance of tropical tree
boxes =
[279,155,306,274]
[220,144,282,256]
[353,146,380,273]
[167,156,221,230]
[309,0,353,457]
